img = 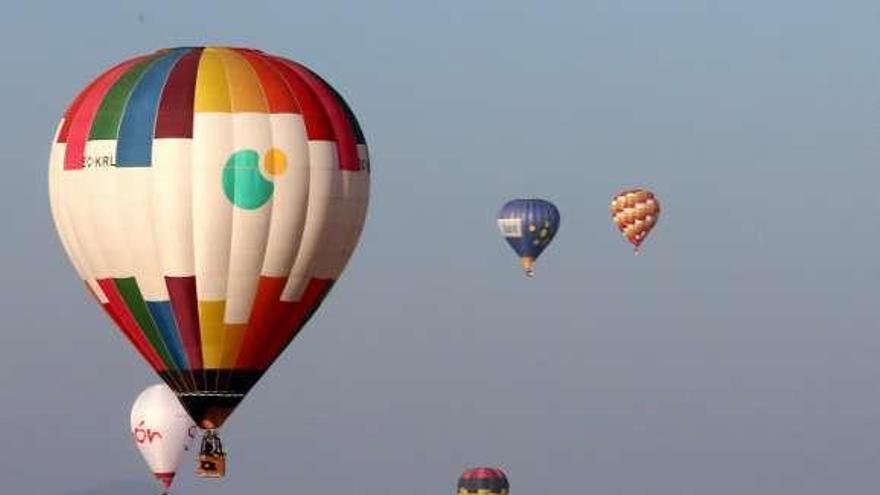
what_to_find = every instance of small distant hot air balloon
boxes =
[610,188,659,253]
[131,384,197,493]
[496,199,560,276]
[458,467,509,494]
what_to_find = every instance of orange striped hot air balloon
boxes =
[610,188,659,253]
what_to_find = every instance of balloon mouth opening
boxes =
[153,472,174,490]
[185,403,236,430]
[176,395,241,429]
[162,369,264,429]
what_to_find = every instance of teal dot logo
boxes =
[222,148,287,210]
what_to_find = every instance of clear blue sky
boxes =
[2,1,880,494]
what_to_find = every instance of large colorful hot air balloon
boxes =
[131,384,197,493]
[48,47,370,476]
[496,198,559,276]
[610,188,659,253]
[458,467,510,494]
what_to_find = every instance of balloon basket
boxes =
[520,257,535,278]
[196,430,227,479]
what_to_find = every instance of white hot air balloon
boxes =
[130,384,197,492]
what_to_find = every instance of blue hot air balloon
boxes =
[496,199,560,277]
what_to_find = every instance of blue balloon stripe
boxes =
[145,300,189,370]
[116,48,190,167]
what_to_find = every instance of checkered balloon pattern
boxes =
[610,188,659,252]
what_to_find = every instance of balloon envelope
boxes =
[131,383,197,491]
[49,47,370,428]
[610,188,659,251]
[496,198,559,275]
[458,467,509,494]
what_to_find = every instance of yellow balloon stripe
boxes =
[195,48,269,113]
[215,48,268,112]
[194,49,231,113]
[198,300,226,368]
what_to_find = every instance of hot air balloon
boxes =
[610,188,659,253]
[458,467,509,494]
[48,47,370,477]
[131,384,197,493]
[496,199,559,276]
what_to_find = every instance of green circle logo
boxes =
[222,148,287,210]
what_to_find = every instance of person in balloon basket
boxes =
[197,431,226,478]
